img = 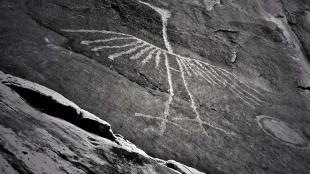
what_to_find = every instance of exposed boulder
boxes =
[0,71,204,174]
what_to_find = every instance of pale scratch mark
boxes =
[61,29,132,37]
[91,41,140,51]
[108,42,147,60]
[172,117,235,136]
[177,58,210,135]
[160,53,174,135]
[134,113,190,133]
[142,48,157,65]
[169,67,181,72]
[205,64,261,106]
[130,45,154,60]
[193,63,217,86]
[198,59,263,96]
[176,58,233,136]
[193,61,218,85]
[215,67,263,101]
[193,60,256,107]
[199,62,224,85]
[135,112,162,120]
[81,36,135,45]
[44,37,50,43]
[186,60,202,76]
[155,51,162,68]
[203,64,256,107]
[188,60,218,86]
[214,68,263,104]
[184,60,199,76]
[191,66,214,86]
[179,59,192,76]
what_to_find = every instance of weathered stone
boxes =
[0,0,309,173]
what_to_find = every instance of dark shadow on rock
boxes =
[297,85,310,91]
[5,84,116,142]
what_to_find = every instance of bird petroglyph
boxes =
[62,1,264,137]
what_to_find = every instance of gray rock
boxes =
[0,71,203,174]
[0,0,309,173]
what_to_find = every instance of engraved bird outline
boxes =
[61,1,264,137]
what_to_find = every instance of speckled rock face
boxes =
[0,72,202,174]
[0,0,310,173]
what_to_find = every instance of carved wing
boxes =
[62,29,263,108]
[62,29,165,67]
[175,57,263,107]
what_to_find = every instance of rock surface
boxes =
[0,0,310,173]
[0,71,204,174]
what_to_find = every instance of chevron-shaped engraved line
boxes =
[204,60,263,96]
[61,28,265,135]
[179,59,192,76]
[61,28,263,107]
[61,1,265,137]
[193,61,220,86]
[193,60,262,106]
[107,41,146,60]
[130,45,154,60]
[142,48,158,65]
[198,62,257,107]
[214,68,263,105]
[81,37,135,45]
[189,62,215,86]
[180,60,194,75]
[185,61,199,76]
[186,59,219,86]
[190,60,260,106]
[205,64,262,105]
[214,67,263,102]
[176,58,233,136]
[169,67,181,72]
[191,61,217,86]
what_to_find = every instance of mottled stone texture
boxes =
[0,81,181,174]
[0,0,310,173]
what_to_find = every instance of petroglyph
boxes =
[256,115,310,149]
[139,1,173,53]
[61,1,264,137]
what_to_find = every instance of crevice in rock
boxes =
[0,144,34,174]
[297,86,310,91]
[166,162,192,174]
[1,73,207,174]
[5,84,117,142]
[214,29,240,34]
[279,1,310,62]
